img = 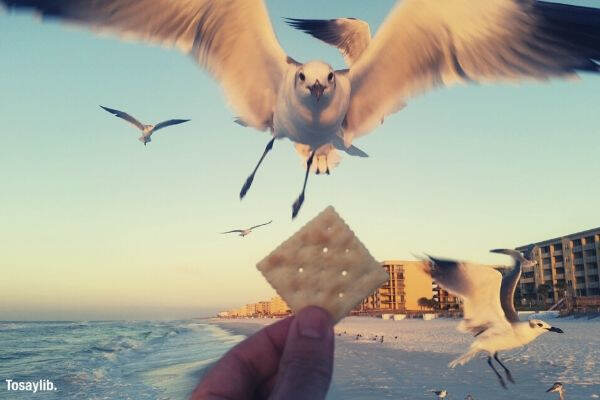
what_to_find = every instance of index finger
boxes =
[191,317,293,400]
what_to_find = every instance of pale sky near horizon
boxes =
[1,1,599,320]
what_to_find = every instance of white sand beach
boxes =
[215,315,600,399]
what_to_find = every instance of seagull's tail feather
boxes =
[448,349,480,368]
[294,143,340,174]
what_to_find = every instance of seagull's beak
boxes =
[547,326,564,333]
[309,80,325,101]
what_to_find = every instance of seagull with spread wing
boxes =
[424,249,564,389]
[3,0,600,218]
[100,106,189,146]
[221,220,272,237]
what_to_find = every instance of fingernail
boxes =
[296,306,332,339]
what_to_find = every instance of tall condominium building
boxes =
[355,260,433,313]
[516,227,600,302]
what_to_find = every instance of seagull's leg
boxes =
[494,352,515,384]
[487,356,507,389]
[291,150,315,219]
[240,137,275,199]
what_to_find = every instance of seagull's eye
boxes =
[537,323,543,327]
[299,72,305,81]
[328,72,334,81]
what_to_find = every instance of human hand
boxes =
[191,306,334,400]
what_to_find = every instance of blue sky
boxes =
[1,0,599,320]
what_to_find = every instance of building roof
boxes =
[516,227,600,250]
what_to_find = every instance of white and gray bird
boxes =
[4,0,600,217]
[547,382,565,400]
[425,249,564,388]
[431,389,448,399]
[221,220,272,237]
[100,106,190,146]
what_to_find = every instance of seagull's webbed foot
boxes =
[291,150,315,219]
[494,352,515,384]
[487,356,507,389]
[240,137,275,199]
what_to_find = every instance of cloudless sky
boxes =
[1,1,599,320]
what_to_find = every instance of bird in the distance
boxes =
[4,0,600,217]
[547,382,565,400]
[424,249,564,388]
[100,106,189,146]
[221,220,273,237]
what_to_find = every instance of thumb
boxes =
[269,306,334,400]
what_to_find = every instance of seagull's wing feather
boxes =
[100,105,144,130]
[426,256,512,335]
[4,0,290,131]
[345,0,600,140]
[153,119,190,132]
[491,249,525,323]
[285,17,371,66]
[221,230,244,234]
[249,220,272,230]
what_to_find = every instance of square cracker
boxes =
[257,206,388,323]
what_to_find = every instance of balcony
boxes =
[553,250,563,256]
[555,262,564,268]
[521,277,535,283]
[585,257,598,263]
[584,243,597,250]
[575,270,585,277]
[574,258,584,265]
[555,274,565,279]
[588,282,600,289]
[573,246,582,252]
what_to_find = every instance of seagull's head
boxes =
[529,319,564,334]
[295,61,336,103]
[546,382,564,393]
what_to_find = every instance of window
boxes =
[576,265,585,272]
[584,249,597,257]
[585,236,596,244]
[573,239,582,246]
[588,275,599,282]
[589,288,600,295]
[554,243,563,251]
[556,268,565,274]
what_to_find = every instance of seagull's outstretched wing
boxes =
[153,119,190,132]
[249,220,272,230]
[426,256,512,335]
[4,0,290,131]
[100,106,144,131]
[285,18,371,66]
[344,0,600,140]
[491,249,528,323]
[221,229,244,234]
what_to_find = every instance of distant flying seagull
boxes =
[425,249,564,389]
[547,382,565,400]
[221,220,272,237]
[100,106,189,146]
[431,390,447,399]
[4,0,600,217]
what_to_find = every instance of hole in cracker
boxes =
[298,267,304,273]
[341,270,347,276]
[327,226,332,231]
[345,248,350,253]
[338,292,344,298]
[323,247,328,253]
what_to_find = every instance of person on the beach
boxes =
[191,306,334,400]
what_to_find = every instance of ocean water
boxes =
[0,320,244,400]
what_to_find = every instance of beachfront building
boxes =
[355,260,433,314]
[269,296,291,316]
[516,227,600,303]
[221,296,290,318]
[432,284,460,311]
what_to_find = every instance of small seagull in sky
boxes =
[100,106,190,146]
[547,382,565,400]
[221,220,272,237]
[4,0,600,217]
[431,389,447,399]
[424,249,564,389]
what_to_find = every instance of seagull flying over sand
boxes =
[424,249,564,389]
[431,389,447,399]
[100,106,190,146]
[547,382,565,400]
[221,220,272,237]
[4,0,600,217]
